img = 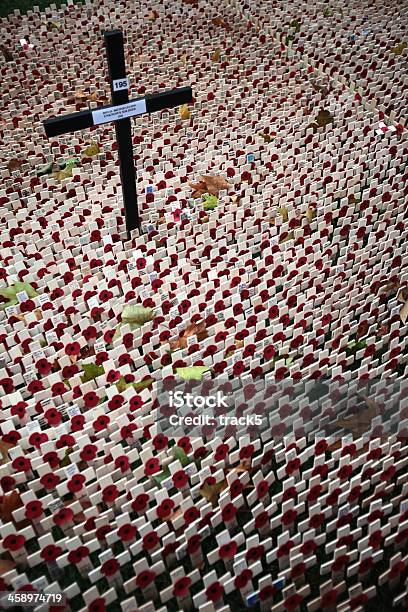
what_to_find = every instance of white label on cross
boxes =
[112,78,129,92]
[92,99,147,125]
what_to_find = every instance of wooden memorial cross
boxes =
[42,29,192,236]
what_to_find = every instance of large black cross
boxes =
[43,29,192,235]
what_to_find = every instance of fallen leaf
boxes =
[278,206,288,222]
[122,305,155,329]
[0,440,14,463]
[200,175,231,196]
[212,17,229,29]
[305,207,316,222]
[211,48,221,62]
[180,53,188,67]
[37,160,61,177]
[84,142,100,157]
[148,9,159,20]
[390,42,407,55]
[0,491,22,522]
[289,19,301,33]
[0,44,13,62]
[179,104,191,120]
[332,396,382,436]
[81,363,104,383]
[176,366,210,381]
[189,175,230,198]
[257,131,275,143]
[7,158,22,173]
[168,321,207,351]
[315,109,334,128]
[203,194,218,210]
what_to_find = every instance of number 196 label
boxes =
[113,78,129,91]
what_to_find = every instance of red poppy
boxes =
[254,511,269,530]
[67,474,86,494]
[284,594,303,611]
[93,415,110,432]
[205,581,224,602]
[114,455,130,473]
[157,498,175,519]
[285,458,301,475]
[132,493,149,513]
[44,408,62,426]
[102,484,119,503]
[96,525,113,541]
[277,540,294,558]
[178,437,192,453]
[144,457,160,476]
[44,451,59,468]
[172,470,188,489]
[53,507,74,526]
[67,546,89,564]
[25,500,43,519]
[350,593,369,609]
[230,478,244,498]
[152,433,168,451]
[234,569,253,590]
[300,539,317,556]
[40,544,62,563]
[40,472,60,490]
[326,488,341,506]
[136,570,156,589]
[221,503,237,523]
[336,462,352,479]
[332,554,349,572]
[83,391,99,408]
[186,535,201,555]
[219,541,237,559]
[321,589,338,608]
[3,534,25,552]
[36,358,52,375]
[173,576,191,598]
[143,531,159,551]
[184,506,200,524]
[101,558,119,577]
[256,480,269,498]
[358,557,373,574]
[118,524,137,542]
[291,562,305,579]
[260,585,274,601]
[80,444,97,462]
[11,456,31,473]
[309,512,324,529]
[65,342,80,356]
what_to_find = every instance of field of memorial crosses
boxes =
[0,0,407,610]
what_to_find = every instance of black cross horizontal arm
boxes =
[43,86,192,137]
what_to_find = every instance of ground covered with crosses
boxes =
[0,0,407,611]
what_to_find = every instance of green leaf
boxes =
[176,366,210,381]
[133,378,154,392]
[121,305,155,327]
[290,19,300,32]
[81,363,104,383]
[59,448,73,468]
[202,194,218,210]
[13,282,38,298]
[172,446,191,467]
[153,467,170,485]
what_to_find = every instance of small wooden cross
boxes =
[43,29,192,236]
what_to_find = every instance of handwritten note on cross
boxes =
[43,29,192,235]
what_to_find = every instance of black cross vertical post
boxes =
[104,29,139,235]
[43,29,192,237]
